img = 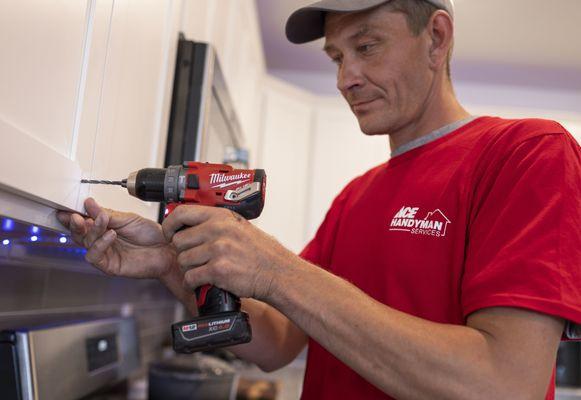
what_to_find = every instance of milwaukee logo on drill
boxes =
[389,206,451,238]
[209,173,252,189]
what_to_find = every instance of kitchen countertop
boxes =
[86,356,306,400]
[88,361,578,400]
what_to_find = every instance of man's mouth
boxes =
[351,98,379,111]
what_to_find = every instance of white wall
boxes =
[180,0,266,166]
[456,81,581,143]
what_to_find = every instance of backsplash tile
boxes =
[0,264,47,312]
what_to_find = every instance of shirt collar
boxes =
[391,116,478,158]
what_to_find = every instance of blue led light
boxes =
[2,219,14,231]
[30,236,38,242]
[2,239,9,246]
[59,236,67,244]
[31,226,40,234]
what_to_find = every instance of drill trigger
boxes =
[197,284,211,307]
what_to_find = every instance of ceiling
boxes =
[255,0,581,92]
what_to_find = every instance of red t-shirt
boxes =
[299,117,581,400]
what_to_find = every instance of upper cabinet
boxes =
[87,0,182,220]
[0,0,114,219]
[0,0,267,230]
[0,0,180,226]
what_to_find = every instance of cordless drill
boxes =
[82,161,266,353]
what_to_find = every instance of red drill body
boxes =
[85,161,266,353]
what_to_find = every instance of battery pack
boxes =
[172,311,252,354]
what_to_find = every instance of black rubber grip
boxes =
[135,168,166,202]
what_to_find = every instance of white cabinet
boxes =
[87,0,182,220]
[0,0,267,230]
[0,0,181,227]
[0,0,114,228]
[254,77,314,253]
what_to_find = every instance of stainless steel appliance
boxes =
[0,317,140,400]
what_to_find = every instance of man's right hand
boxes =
[57,197,176,279]
[57,198,306,369]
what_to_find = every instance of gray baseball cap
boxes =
[286,0,454,44]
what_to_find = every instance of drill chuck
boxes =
[125,168,167,202]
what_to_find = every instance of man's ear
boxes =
[427,10,454,72]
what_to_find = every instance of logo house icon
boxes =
[422,209,451,237]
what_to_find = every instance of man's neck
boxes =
[389,83,470,153]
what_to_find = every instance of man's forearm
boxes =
[267,259,560,400]
[228,298,307,371]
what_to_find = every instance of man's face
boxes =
[324,6,434,136]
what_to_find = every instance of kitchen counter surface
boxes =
[87,355,306,400]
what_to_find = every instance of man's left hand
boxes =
[162,205,297,301]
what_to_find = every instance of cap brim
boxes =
[285,0,390,44]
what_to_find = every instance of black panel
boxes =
[164,36,208,168]
[557,341,581,386]
[186,174,200,189]
[86,334,118,373]
[160,35,209,222]
[0,332,22,400]
[182,42,208,163]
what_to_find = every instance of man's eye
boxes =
[331,57,342,65]
[358,43,375,53]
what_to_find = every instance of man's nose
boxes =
[336,58,365,93]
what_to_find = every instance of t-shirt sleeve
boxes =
[462,131,581,327]
[299,179,357,269]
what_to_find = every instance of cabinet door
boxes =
[255,77,313,253]
[0,0,113,227]
[180,0,215,43]
[86,0,182,220]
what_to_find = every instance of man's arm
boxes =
[57,199,306,373]
[270,259,564,400]
[163,205,565,399]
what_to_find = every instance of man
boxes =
[58,0,581,399]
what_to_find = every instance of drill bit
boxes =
[81,179,127,187]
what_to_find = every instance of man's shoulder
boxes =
[470,116,569,146]
[459,116,574,166]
